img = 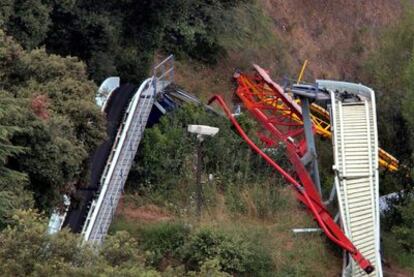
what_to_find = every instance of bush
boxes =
[137,222,190,266]
[183,228,272,275]
[0,210,160,276]
[392,197,414,251]
[0,31,105,212]
[101,231,142,267]
[188,258,231,277]
[129,104,285,197]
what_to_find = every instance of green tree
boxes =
[128,103,273,195]
[0,97,33,229]
[364,2,414,253]
[2,0,51,49]
[392,197,414,251]
[363,3,414,162]
[402,51,414,161]
[0,30,106,211]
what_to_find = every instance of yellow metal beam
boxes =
[297,60,308,84]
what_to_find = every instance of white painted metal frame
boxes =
[96,77,121,110]
[368,87,382,276]
[325,81,382,277]
[82,78,153,242]
[81,55,175,244]
[330,90,349,237]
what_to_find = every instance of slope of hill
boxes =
[175,0,404,98]
[262,0,403,79]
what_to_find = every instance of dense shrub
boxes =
[0,210,159,276]
[392,197,414,251]
[137,222,190,266]
[363,3,414,254]
[129,104,285,194]
[183,228,273,275]
[123,222,273,275]
[0,31,105,213]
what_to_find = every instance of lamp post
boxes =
[187,125,219,218]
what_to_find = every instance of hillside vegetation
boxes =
[0,0,414,276]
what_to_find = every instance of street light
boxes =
[187,125,219,218]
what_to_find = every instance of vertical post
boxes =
[187,125,219,218]
[196,139,203,218]
[300,96,322,196]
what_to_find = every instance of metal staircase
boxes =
[81,55,175,244]
[82,79,155,243]
[328,81,382,277]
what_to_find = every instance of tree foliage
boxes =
[0,0,248,82]
[1,211,255,276]
[0,96,33,229]
[363,2,414,251]
[364,4,414,163]
[0,30,105,213]
[392,196,414,251]
[128,103,284,195]
[0,210,160,276]
[1,0,51,49]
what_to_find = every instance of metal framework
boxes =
[251,80,398,171]
[309,102,398,172]
[82,78,155,243]
[209,65,374,274]
[81,55,175,243]
[324,80,382,277]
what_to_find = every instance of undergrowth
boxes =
[111,183,341,276]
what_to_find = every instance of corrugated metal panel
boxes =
[331,94,382,277]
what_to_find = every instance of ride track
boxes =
[208,65,375,274]
[52,55,390,275]
[239,72,399,172]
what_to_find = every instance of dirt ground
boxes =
[116,198,171,222]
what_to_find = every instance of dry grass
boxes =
[116,198,171,222]
[174,0,404,104]
[260,0,403,80]
[174,1,291,102]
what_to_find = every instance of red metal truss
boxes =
[208,65,374,274]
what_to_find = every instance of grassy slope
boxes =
[176,0,403,101]
[261,0,403,80]
[115,0,413,275]
[174,1,291,103]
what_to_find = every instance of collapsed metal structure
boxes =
[209,65,389,276]
[49,56,397,276]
